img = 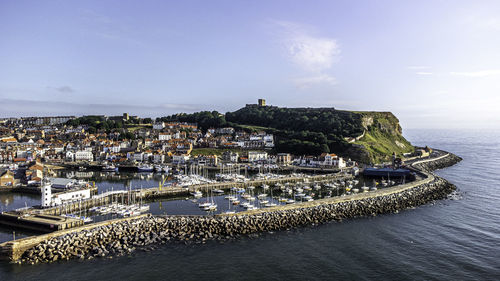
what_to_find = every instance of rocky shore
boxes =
[17,152,461,264]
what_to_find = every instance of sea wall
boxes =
[8,151,462,264]
[18,177,455,264]
[412,151,462,172]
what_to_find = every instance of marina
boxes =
[0,166,415,236]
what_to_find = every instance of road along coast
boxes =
[1,150,462,264]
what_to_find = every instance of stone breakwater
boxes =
[412,152,462,172]
[14,152,461,264]
[19,179,456,264]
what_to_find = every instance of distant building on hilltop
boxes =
[258,99,266,106]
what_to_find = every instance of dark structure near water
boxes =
[363,167,411,177]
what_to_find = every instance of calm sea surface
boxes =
[0,129,499,280]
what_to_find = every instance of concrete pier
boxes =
[0,212,83,232]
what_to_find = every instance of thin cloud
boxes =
[450,70,500,77]
[416,72,433,75]
[275,20,340,73]
[271,20,340,87]
[47,86,75,94]
[293,75,337,88]
[79,8,147,48]
[80,9,113,25]
[407,66,431,70]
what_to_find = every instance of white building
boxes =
[322,153,346,168]
[159,133,172,141]
[65,151,75,161]
[75,150,93,161]
[110,145,121,153]
[153,122,165,130]
[172,154,190,164]
[41,183,91,207]
[153,154,165,163]
[41,183,52,207]
[132,152,144,162]
[263,134,274,148]
[248,151,268,162]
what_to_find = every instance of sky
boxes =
[1,0,500,129]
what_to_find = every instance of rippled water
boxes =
[1,129,499,280]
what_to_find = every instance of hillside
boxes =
[161,105,414,163]
[349,112,414,163]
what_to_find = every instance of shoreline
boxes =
[0,150,462,264]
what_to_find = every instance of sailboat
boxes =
[139,188,150,212]
[198,186,212,208]
[224,192,235,214]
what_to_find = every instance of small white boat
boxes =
[264,202,277,207]
[241,194,252,199]
[361,186,369,192]
[204,204,217,211]
[82,217,93,223]
[138,165,154,172]
[286,199,295,204]
[240,202,251,208]
[191,191,203,198]
[198,201,212,208]
[102,165,118,172]
[352,188,360,193]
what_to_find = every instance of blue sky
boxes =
[1,0,500,129]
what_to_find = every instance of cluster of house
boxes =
[0,161,51,188]
[0,116,276,165]
[0,114,353,182]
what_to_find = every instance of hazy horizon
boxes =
[1,0,500,130]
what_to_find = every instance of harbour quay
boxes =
[0,212,83,232]
[0,151,461,264]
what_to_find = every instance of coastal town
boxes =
[0,1,489,279]
[0,105,355,191]
[0,101,454,265]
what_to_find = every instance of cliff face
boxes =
[174,105,414,164]
[351,112,414,163]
